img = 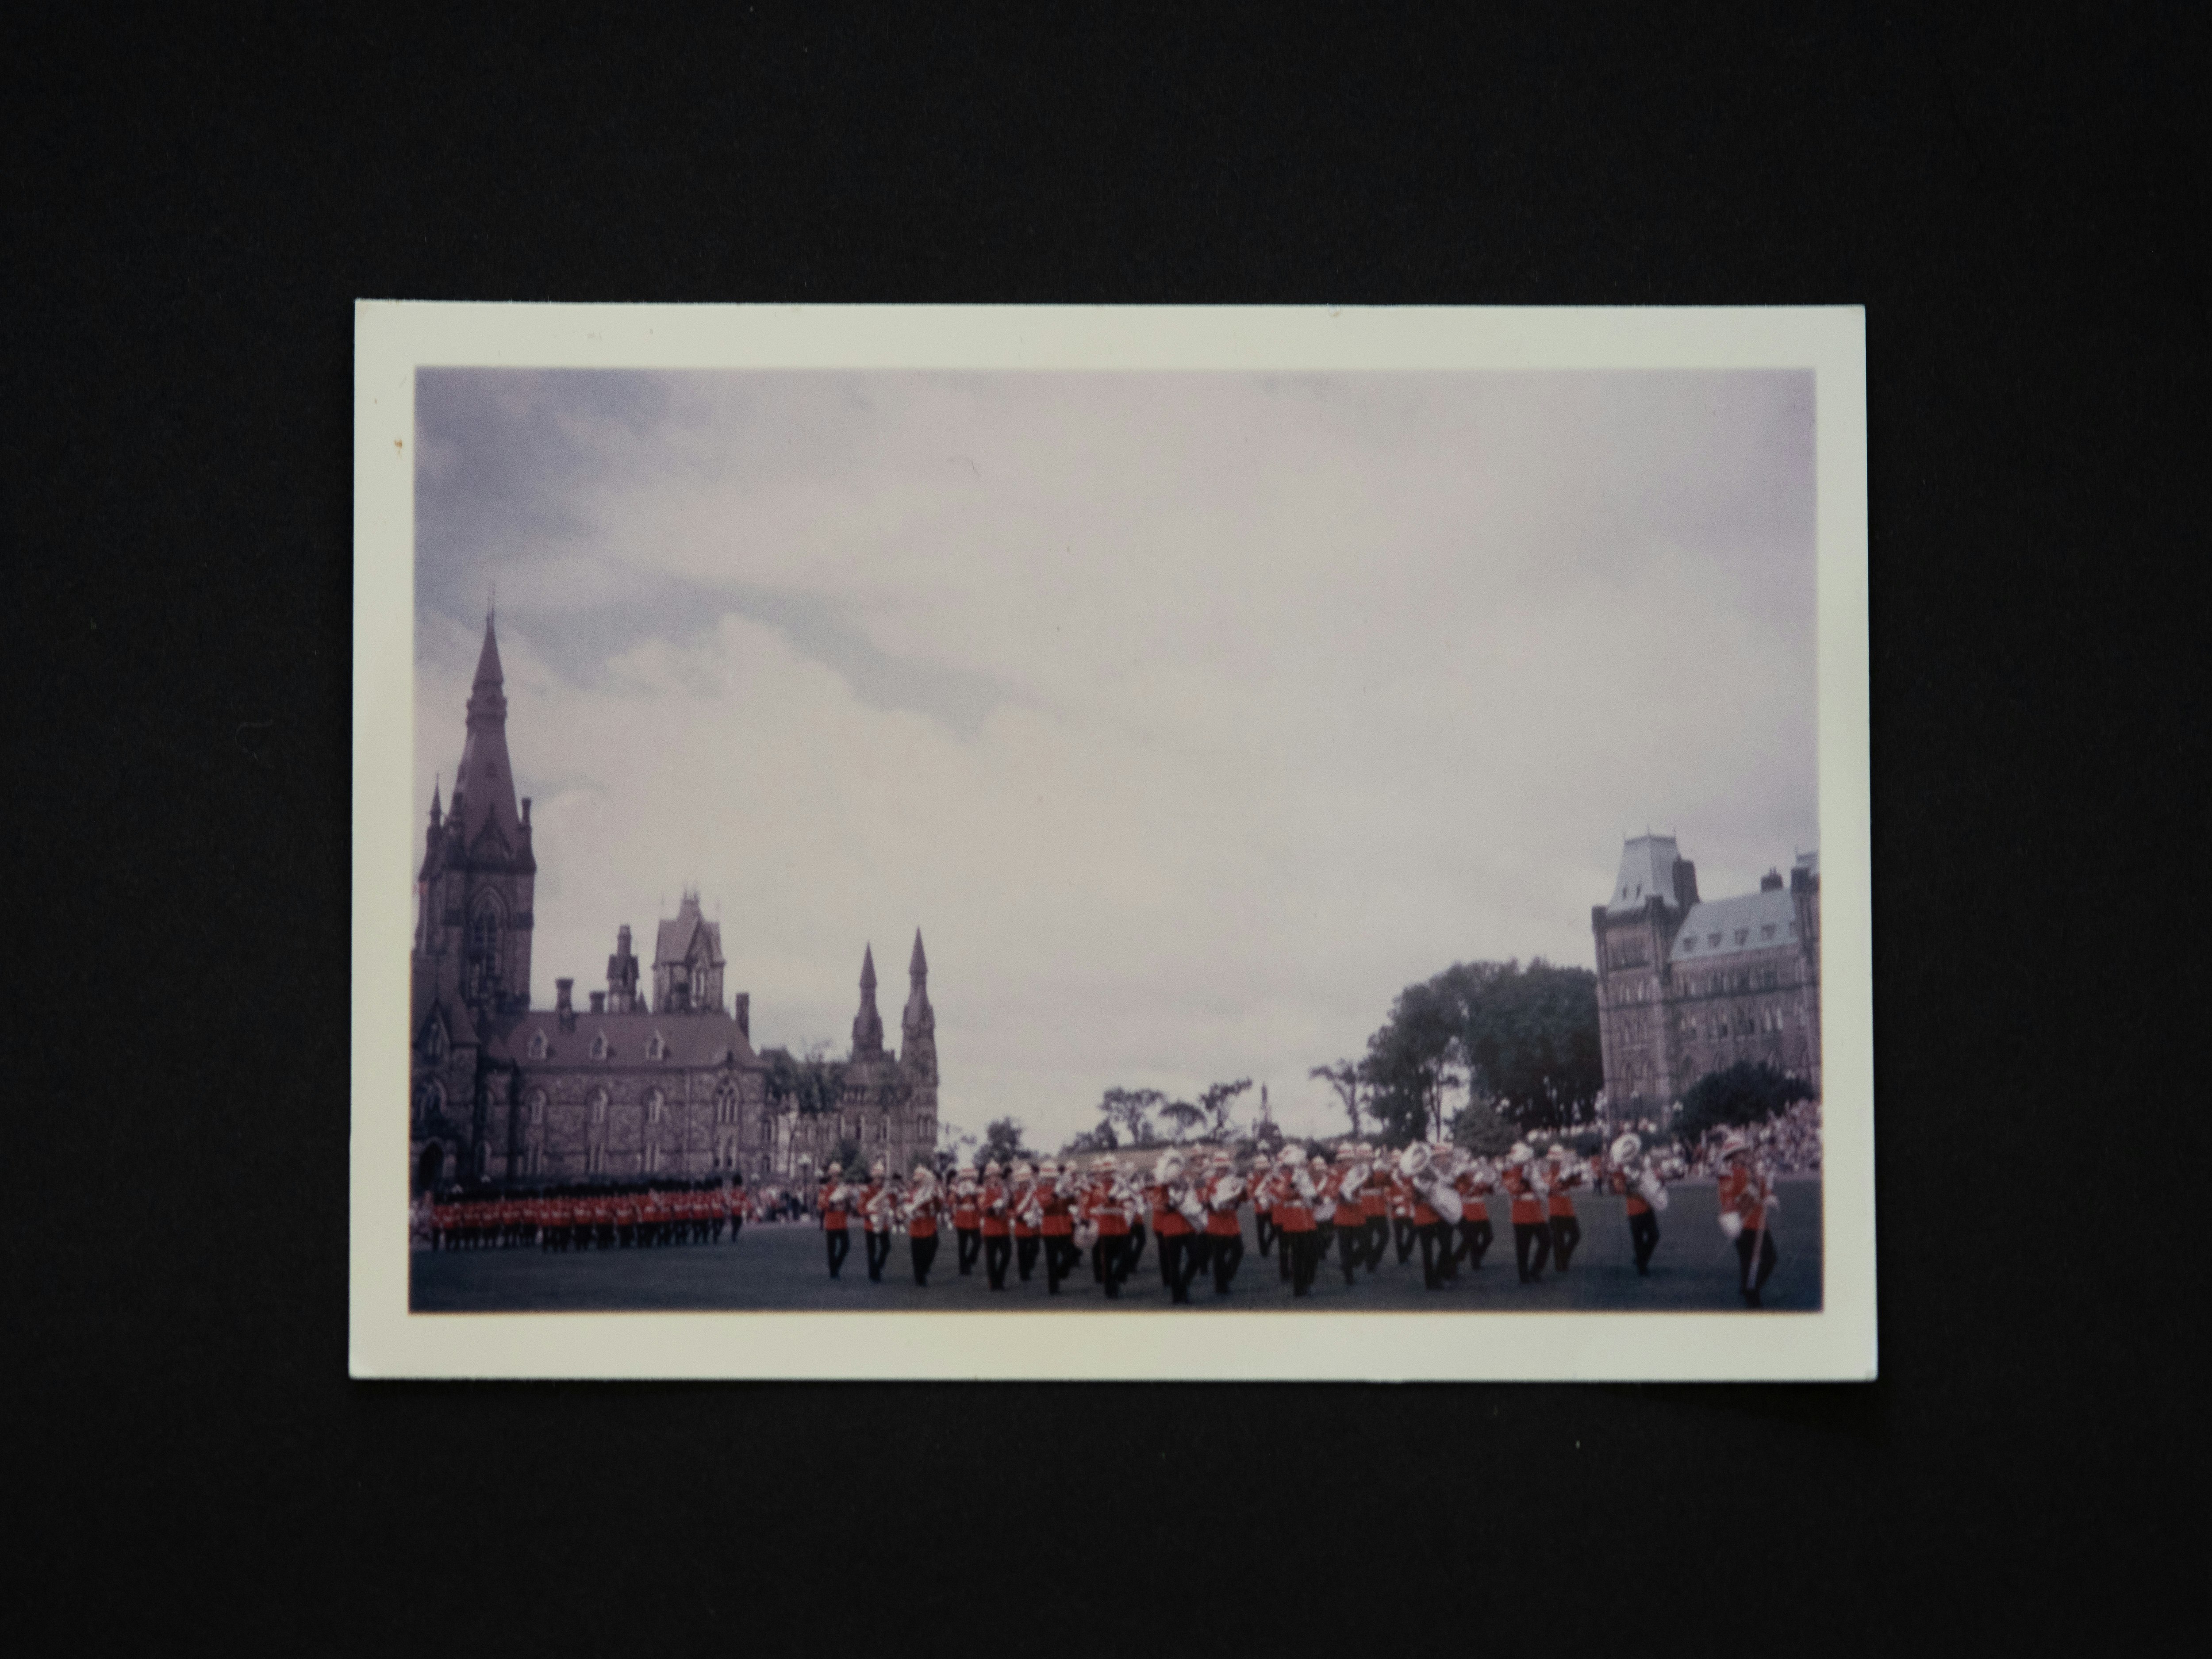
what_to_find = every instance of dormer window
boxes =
[590,1031,609,1060]
[528,1029,549,1060]
[1681,938,1695,952]
[1762,925,1777,940]
[1707,933,1722,948]
[646,1031,668,1062]
[1735,929,1749,945]
[421,1016,449,1063]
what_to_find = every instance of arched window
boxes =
[420,1016,449,1064]
[645,1088,665,1125]
[528,1029,549,1060]
[713,1080,737,1126]
[646,1031,668,1062]
[527,1090,546,1127]
[590,1031,609,1060]
[413,1079,445,1126]
[467,894,503,1001]
[589,1090,608,1126]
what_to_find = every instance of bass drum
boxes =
[1429,1182,1465,1225]
[1637,1168,1670,1213]
[1073,1220,1101,1252]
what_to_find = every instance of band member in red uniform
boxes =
[1399,1142,1449,1290]
[1251,1153,1278,1267]
[904,1165,944,1286]
[1501,1142,1551,1282]
[1544,1143,1583,1271]
[819,1162,853,1279]
[1271,1147,1320,1298]
[949,1163,982,1276]
[1203,1152,1245,1295]
[1329,1144,1367,1285]
[1037,1161,1079,1294]
[860,1158,895,1283]
[979,1160,1013,1290]
[1307,1154,1337,1267]
[1010,1161,1042,1284]
[1387,1151,1418,1266]
[1148,1152,1195,1303]
[1085,1155,1134,1299]
[1357,1145,1390,1272]
[1450,1152,1495,1271]
[1715,1133,1779,1306]
[727,1173,747,1248]
[1607,1133,1663,1274]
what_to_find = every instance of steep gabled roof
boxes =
[1667,887,1801,964]
[1608,834,1683,914]
[653,892,725,968]
[486,1009,763,1071]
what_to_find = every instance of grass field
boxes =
[409,1177,1821,1313]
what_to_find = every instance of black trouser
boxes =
[1277,1225,1293,1280]
[728,1217,743,1247]
[826,1228,849,1277]
[1255,1212,1275,1257]
[1336,1221,1362,1283]
[1417,1221,1451,1289]
[1735,1228,1778,1306]
[1045,1234,1079,1293]
[911,1232,939,1285]
[1158,1233,1196,1303]
[1513,1220,1551,1281]
[1286,1228,1317,1297]
[1364,1214,1388,1271]
[1393,1217,1416,1264]
[1209,1230,1244,1294]
[956,1227,981,1275]
[1125,1222,1147,1277]
[865,1230,891,1280]
[1454,1217,1494,1270]
[1016,1235,1040,1281]
[984,1232,1012,1289]
[1549,1213,1581,1271]
[1099,1233,1129,1298]
[1628,1210,1660,1272]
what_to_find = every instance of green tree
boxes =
[1674,1061,1813,1146]
[1159,1100,1205,1141]
[1448,1096,1516,1156]
[1197,1078,1252,1141]
[764,1041,847,1116]
[978,1116,1032,1169]
[1309,1060,1365,1138]
[1363,977,1463,1144]
[1097,1086,1163,1148]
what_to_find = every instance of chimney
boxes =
[1760,868,1783,892]
[734,992,750,1041]
[589,991,606,1014]
[1673,859,1701,909]
[556,978,576,1031]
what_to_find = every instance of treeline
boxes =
[1317,958,1606,1148]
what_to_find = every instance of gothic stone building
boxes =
[1589,833,1821,1118]
[409,615,940,1193]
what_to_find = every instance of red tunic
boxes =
[907,1190,941,1239]
[819,1181,849,1230]
[1039,1183,1075,1238]
[1717,1166,1769,1230]
[1271,1171,1315,1233]
[1500,1167,1545,1226]
[1326,1171,1364,1228]
[979,1178,1011,1238]
[952,1186,981,1230]
[1360,1170,1390,1218]
[1148,1181,1191,1237]
[1546,1164,1579,1218]
[1205,1175,1244,1237]
[1011,1180,1040,1240]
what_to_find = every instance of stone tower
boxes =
[899,929,937,1114]
[851,944,885,1055]
[415,611,536,1020]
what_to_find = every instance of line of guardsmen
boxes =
[811,1131,1781,1306]
[424,1179,754,1253]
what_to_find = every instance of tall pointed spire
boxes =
[852,945,884,1056]
[900,928,935,1077]
[452,611,522,853]
[909,929,928,977]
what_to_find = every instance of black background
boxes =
[8,4,2202,1645]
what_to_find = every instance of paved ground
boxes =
[410,1178,1821,1313]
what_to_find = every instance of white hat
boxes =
[984,1160,1003,1176]
[1211,1150,1233,1165]
[826,1161,842,1175]
[1276,1147,1300,1167]
[1508,1142,1532,1163]
[1356,1142,1373,1157]
[1719,1133,1750,1159]
[1092,1154,1117,1172]
[1335,1144,1357,1161]
[1040,1160,1060,1177]
[1013,1161,1034,1179]
[956,1163,976,1176]
[1546,1142,1565,1157]
[870,1158,888,1176]
[913,1165,933,1182]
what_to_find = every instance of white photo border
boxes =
[351,303,1874,1380]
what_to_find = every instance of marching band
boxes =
[415,1131,1791,1308]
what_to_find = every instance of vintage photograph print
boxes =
[352,306,1872,1379]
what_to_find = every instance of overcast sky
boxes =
[414,369,1815,1145]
